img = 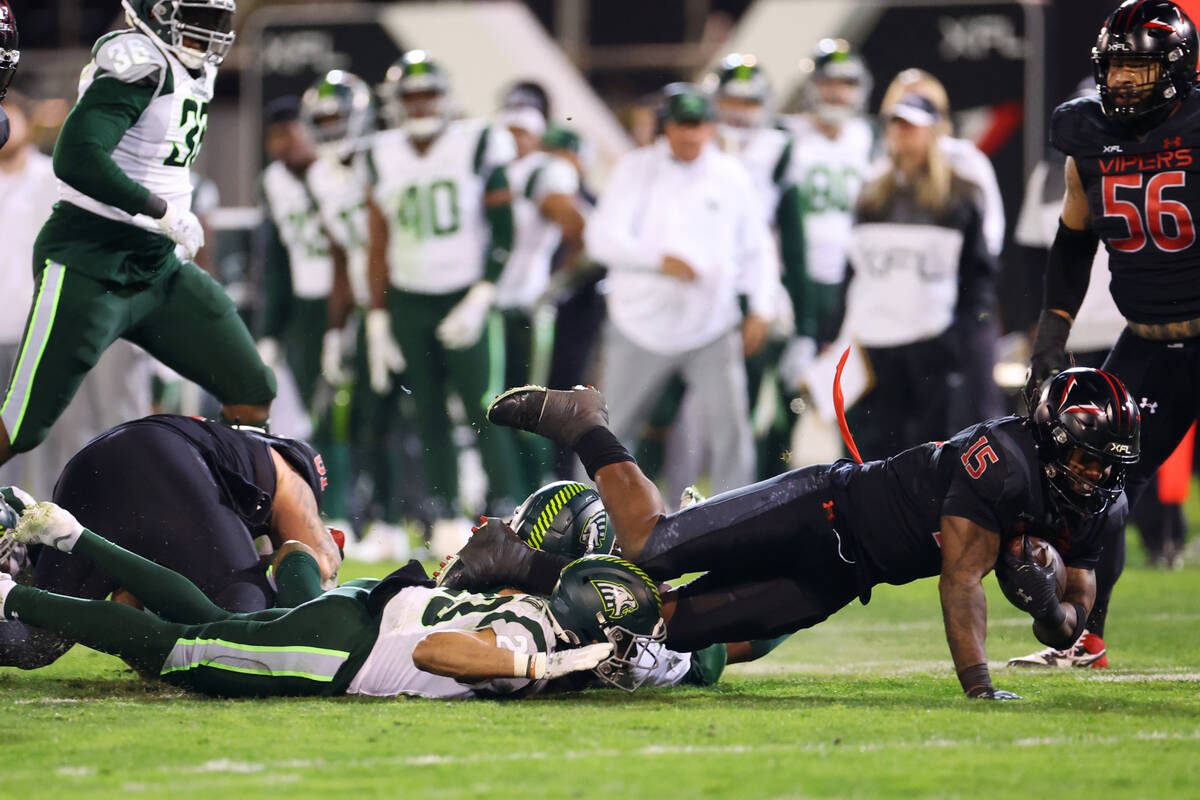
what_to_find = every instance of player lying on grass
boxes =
[0,415,341,670]
[442,367,1140,700]
[0,497,665,699]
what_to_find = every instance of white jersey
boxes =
[0,149,58,343]
[497,151,579,310]
[346,586,555,699]
[261,160,333,300]
[716,124,793,222]
[784,115,874,286]
[940,136,1006,257]
[307,151,371,305]
[843,222,964,347]
[367,119,515,294]
[60,30,213,232]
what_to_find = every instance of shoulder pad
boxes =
[1049,96,1110,157]
[93,31,167,87]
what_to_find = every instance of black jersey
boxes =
[1051,93,1200,324]
[829,417,1126,588]
[63,414,279,535]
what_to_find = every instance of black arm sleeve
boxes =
[52,77,157,216]
[1043,220,1099,317]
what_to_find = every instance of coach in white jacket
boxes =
[586,85,777,493]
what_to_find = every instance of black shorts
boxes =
[636,467,861,652]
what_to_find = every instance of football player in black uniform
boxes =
[447,367,1139,700]
[0,0,19,150]
[1023,0,1199,667]
[0,414,342,669]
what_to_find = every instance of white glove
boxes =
[320,328,351,386]
[778,336,817,393]
[156,202,205,261]
[256,337,279,370]
[520,642,614,680]
[436,281,496,350]
[15,502,84,552]
[365,308,406,394]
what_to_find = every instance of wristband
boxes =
[511,651,547,679]
[957,662,994,697]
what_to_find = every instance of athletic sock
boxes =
[273,549,325,608]
[574,426,635,480]
[746,634,791,661]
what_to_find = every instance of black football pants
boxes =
[635,466,861,652]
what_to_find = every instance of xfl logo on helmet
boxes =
[1107,442,1133,454]
[591,580,638,619]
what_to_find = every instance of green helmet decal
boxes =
[510,481,614,558]
[590,579,638,619]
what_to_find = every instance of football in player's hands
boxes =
[1006,535,1067,598]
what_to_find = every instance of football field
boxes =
[4,535,1197,800]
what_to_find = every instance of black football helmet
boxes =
[1030,368,1140,518]
[0,0,18,102]
[509,481,614,559]
[1092,0,1198,134]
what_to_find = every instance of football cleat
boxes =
[1006,630,1107,668]
[435,517,540,593]
[486,385,609,447]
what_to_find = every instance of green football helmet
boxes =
[708,53,770,105]
[121,0,236,69]
[510,481,614,559]
[381,50,451,139]
[799,38,871,123]
[301,69,375,153]
[548,555,667,691]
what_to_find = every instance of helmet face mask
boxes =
[549,555,666,692]
[382,51,450,139]
[301,70,375,157]
[123,0,236,69]
[1091,0,1197,135]
[1031,368,1140,519]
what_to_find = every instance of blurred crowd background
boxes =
[3,0,1196,566]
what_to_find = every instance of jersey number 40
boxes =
[1103,171,1196,254]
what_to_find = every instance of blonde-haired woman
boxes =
[840,91,997,458]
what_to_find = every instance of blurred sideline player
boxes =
[0,414,339,670]
[364,50,527,539]
[470,368,1140,700]
[300,70,410,556]
[0,94,151,501]
[0,0,18,150]
[0,0,276,468]
[494,103,586,486]
[256,96,352,525]
[0,502,659,699]
[1024,0,1200,667]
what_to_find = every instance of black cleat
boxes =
[486,385,609,447]
[436,517,541,593]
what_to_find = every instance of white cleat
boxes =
[1007,631,1107,668]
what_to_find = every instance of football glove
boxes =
[1024,311,1071,410]
[996,538,1063,622]
[320,327,351,386]
[156,202,205,261]
[0,486,34,516]
[14,502,83,553]
[436,281,496,350]
[365,308,406,394]
[967,687,1022,700]
[519,643,615,680]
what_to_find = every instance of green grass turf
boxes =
[3,533,1197,799]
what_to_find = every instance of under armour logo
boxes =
[1103,144,1123,153]
[1164,136,1183,148]
[1140,397,1158,414]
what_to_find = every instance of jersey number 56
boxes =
[1103,171,1196,254]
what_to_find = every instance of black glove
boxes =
[1025,310,1072,409]
[959,664,1022,700]
[996,537,1064,623]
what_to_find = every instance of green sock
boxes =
[683,642,729,686]
[273,550,324,608]
[746,634,790,661]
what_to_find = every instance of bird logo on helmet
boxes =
[549,555,666,691]
[1092,0,1198,135]
[1030,367,1140,518]
[121,0,237,70]
[380,50,451,139]
[300,69,376,156]
[509,481,615,558]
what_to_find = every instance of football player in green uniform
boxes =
[0,0,275,464]
[0,496,664,698]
